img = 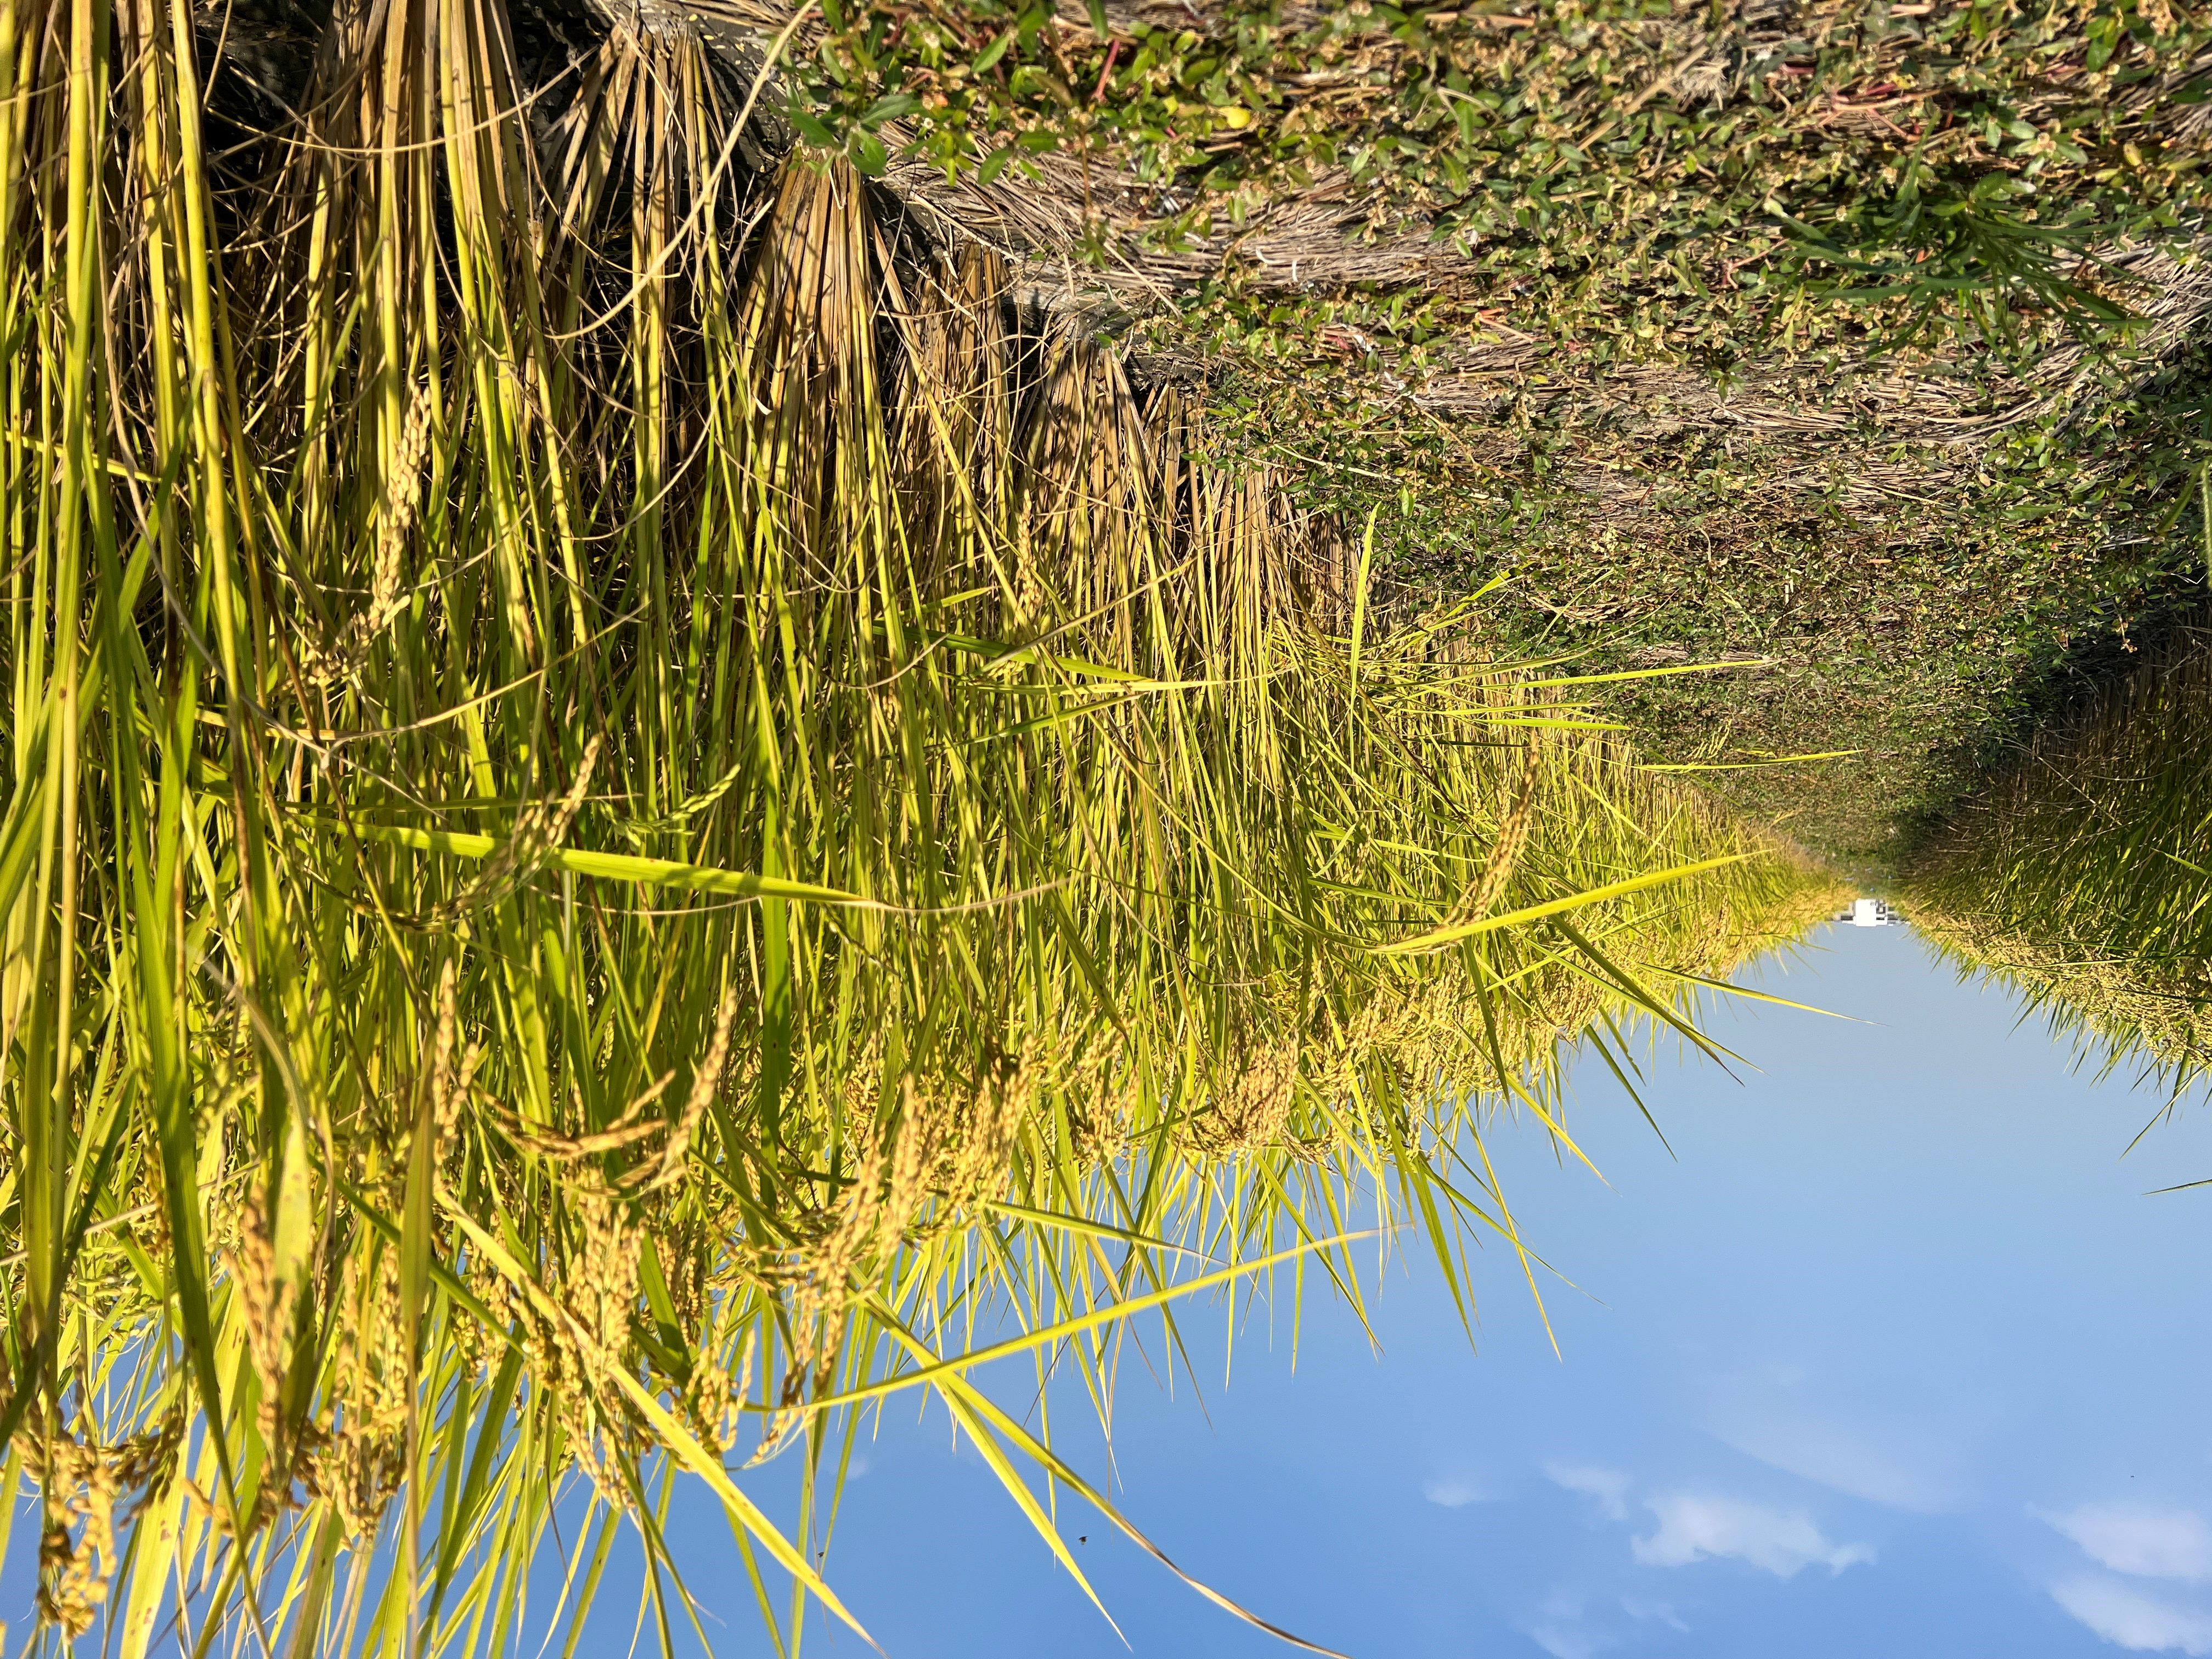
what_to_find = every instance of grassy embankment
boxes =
[1903,620,2212,1105]
[765,0,2212,860]
[0,19,1838,1656]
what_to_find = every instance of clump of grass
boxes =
[1904,619,2212,1105]
[0,12,1833,1656]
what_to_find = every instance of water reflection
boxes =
[1905,625,2212,1105]
[797,922,2212,1658]
[0,142,1839,1655]
[5,17,2204,1649]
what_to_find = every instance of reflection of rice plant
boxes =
[1905,624,2212,1108]
[1768,158,2135,359]
[0,15,1830,1655]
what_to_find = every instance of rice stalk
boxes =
[0,13,1835,1655]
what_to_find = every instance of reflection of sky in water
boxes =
[18,925,2194,1651]
[789,923,2212,1658]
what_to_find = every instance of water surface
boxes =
[787,921,2212,1657]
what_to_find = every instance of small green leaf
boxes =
[788,102,837,149]
[861,92,921,127]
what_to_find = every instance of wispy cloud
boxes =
[2044,1506,2212,1583]
[1526,1621,1615,1659]
[1632,1493,1875,1578]
[1522,1587,1693,1658]
[1713,1414,1959,1513]
[1524,1590,1615,1659]
[1547,1463,1632,1521]
[2052,1577,2212,1653]
[1423,1475,1490,1508]
[1617,1595,1690,1634]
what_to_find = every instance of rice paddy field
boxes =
[0,1,2205,1654]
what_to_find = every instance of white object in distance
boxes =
[1835,898,1900,928]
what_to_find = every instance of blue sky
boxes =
[771,920,2212,1659]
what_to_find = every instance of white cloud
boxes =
[2052,1577,2212,1653]
[2045,1507,2212,1583]
[1547,1463,1632,1521]
[1524,1591,1613,1659]
[1632,1493,1875,1579]
[1424,1476,1490,1508]
[1526,1623,1613,1659]
[1714,1415,1958,1513]
[1617,1595,1690,1633]
[1521,1587,1692,1658]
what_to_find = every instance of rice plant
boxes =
[1904,619,2212,1108]
[0,10,1836,1655]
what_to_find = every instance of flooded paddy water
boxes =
[803,921,2212,1659]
